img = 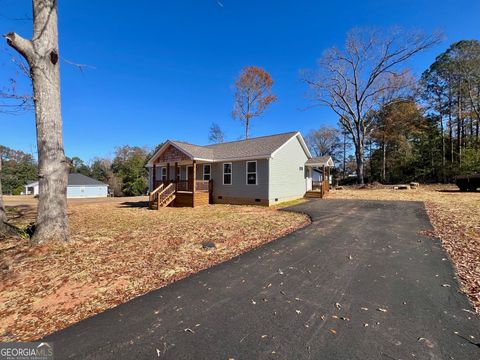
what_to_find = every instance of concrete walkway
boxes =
[45,199,480,359]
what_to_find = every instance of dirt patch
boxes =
[0,197,309,341]
[329,184,480,314]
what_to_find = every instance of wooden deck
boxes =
[305,180,330,199]
[149,180,212,209]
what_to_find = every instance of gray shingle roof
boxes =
[167,132,300,161]
[68,173,107,186]
[25,174,107,187]
[170,141,214,160]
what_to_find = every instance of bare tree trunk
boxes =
[355,142,364,185]
[342,131,346,180]
[368,140,373,181]
[381,136,386,183]
[448,87,454,164]
[440,116,446,183]
[5,0,68,244]
[457,93,462,164]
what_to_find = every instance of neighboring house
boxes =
[146,131,333,208]
[24,181,39,197]
[24,173,108,198]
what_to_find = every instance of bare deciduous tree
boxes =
[4,0,69,243]
[208,122,225,143]
[233,66,277,141]
[0,82,32,114]
[306,126,342,159]
[304,28,441,184]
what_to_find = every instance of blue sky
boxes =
[1,0,479,161]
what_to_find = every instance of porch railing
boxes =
[312,180,330,198]
[195,180,210,192]
[153,180,212,193]
[176,180,191,192]
[149,182,164,207]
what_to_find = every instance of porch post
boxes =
[167,162,170,182]
[153,163,156,189]
[192,160,196,195]
[175,162,178,184]
[322,165,326,198]
[327,166,330,191]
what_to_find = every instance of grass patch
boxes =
[273,197,308,209]
[0,197,309,341]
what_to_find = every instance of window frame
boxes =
[161,167,167,181]
[223,162,232,185]
[203,164,211,181]
[246,160,257,185]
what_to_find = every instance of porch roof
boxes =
[305,156,334,167]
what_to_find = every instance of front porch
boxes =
[148,143,213,208]
[305,156,334,199]
[149,179,212,209]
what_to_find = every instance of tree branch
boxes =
[4,32,34,63]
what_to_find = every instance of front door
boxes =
[187,166,194,191]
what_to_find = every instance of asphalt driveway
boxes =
[44,199,480,359]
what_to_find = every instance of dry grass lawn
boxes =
[0,196,309,341]
[329,184,480,314]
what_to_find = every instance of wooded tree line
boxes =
[0,146,37,195]
[305,37,480,184]
[0,144,157,197]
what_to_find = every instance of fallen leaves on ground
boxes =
[0,197,309,341]
[329,184,480,314]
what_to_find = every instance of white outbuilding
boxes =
[24,173,108,198]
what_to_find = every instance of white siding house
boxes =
[24,173,108,198]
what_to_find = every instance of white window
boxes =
[161,167,167,181]
[203,164,211,181]
[246,161,257,185]
[223,163,232,185]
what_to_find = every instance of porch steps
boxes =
[149,182,176,209]
[305,191,323,198]
[150,194,176,209]
[157,193,175,208]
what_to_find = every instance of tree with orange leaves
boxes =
[233,66,277,141]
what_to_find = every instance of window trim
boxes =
[223,162,232,185]
[203,164,211,181]
[246,160,257,185]
[161,167,167,181]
